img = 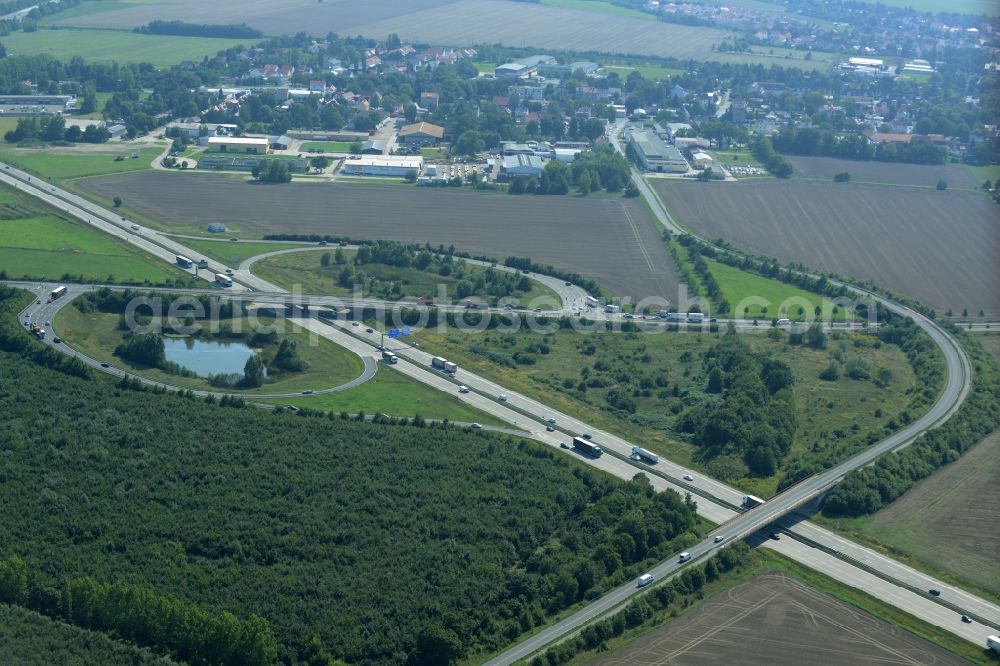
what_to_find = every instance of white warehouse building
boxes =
[628,130,688,173]
[341,156,423,177]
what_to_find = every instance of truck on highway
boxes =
[987,636,1000,654]
[665,312,684,322]
[29,323,45,339]
[686,312,704,323]
[742,494,765,509]
[48,285,67,301]
[678,552,692,563]
[572,436,603,458]
[585,296,599,308]
[605,304,621,314]
[381,350,398,364]
[631,446,658,464]
[637,574,654,588]
[215,273,233,288]
[198,259,209,269]
[444,361,458,374]
[176,255,193,268]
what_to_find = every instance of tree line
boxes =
[4,115,110,144]
[750,135,794,178]
[770,127,947,165]
[134,20,263,39]
[0,556,277,666]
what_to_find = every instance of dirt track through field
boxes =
[590,572,966,665]
[80,171,683,301]
[653,178,1000,316]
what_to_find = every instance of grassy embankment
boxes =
[253,249,563,308]
[0,185,187,285]
[174,238,313,268]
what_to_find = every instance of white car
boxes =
[498,393,507,401]
[683,474,694,482]
[637,574,654,588]
[714,535,725,543]
[458,385,470,393]
[471,423,483,429]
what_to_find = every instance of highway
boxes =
[2,159,997,661]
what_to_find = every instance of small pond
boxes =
[163,336,264,378]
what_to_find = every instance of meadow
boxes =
[0,145,162,183]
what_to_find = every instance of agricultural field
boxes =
[252,248,561,308]
[55,307,366,395]
[787,156,982,189]
[0,28,251,67]
[652,179,1000,317]
[836,421,1000,598]
[0,605,173,666]
[590,571,967,666]
[0,186,186,285]
[265,364,507,425]
[412,324,916,495]
[79,172,684,301]
[48,0,738,62]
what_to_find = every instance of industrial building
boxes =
[361,140,386,154]
[207,136,270,154]
[501,154,545,177]
[628,130,688,173]
[494,54,556,78]
[341,156,423,177]
[398,122,444,145]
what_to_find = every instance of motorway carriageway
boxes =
[3,161,998,658]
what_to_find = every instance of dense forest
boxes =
[0,286,702,664]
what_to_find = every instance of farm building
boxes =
[106,124,128,140]
[501,154,545,177]
[361,140,386,155]
[629,130,688,173]
[341,156,423,177]
[269,135,292,150]
[207,136,270,154]
[398,122,444,145]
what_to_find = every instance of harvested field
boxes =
[80,171,683,300]
[653,178,1000,316]
[857,426,1000,597]
[51,0,738,61]
[591,571,966,666]
[788,156,981,189]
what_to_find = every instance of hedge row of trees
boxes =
[3,115,110,144]
[679,329,797,476]
[771,127,947,165]
[750,135,794,178]
[134,20,263,39]
[0,556,277,666]
[533,543,754,665]
[251,160,293,183]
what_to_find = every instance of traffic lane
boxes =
[793,521,1000,627]
[763,538,990,646]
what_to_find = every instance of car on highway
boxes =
[714,535,725,543]
[504,304,514,310]
[683,474,694,481]
[52,337,61,344]
[302,389,313,395]
[130,224,140,231]
[352,321,359,326]
[581,433,592,440]
[770,532,781,540]
[961,615,971,623]
[225,268,233,275]
[365,327,374,333]
[498,393,507,401]
[929,588,941,596]
[560,442,570,449]
[44,320,50,326]
[546,417,556,424]
[678,552,692,563]
[100,362,109,368]
[564,281,572,286]
[637,574,654,588]
[230,237,239,242]
[471,423,483,429]
[36,299,41,304]
[546,425,555,432]
[458,385,470,393]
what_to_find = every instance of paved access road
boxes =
[4,159,996,661]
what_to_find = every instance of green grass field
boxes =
[56,309,367,395]
[420,147,448,159]
[412,325,915,496]
[0,187,185,284]
[265,364,507,425]
[299,141,353,153]
[706,257,852,321]
[707,148,771,174]
[2,28,251,67]
[540,0,654,20]
[965,164,1000,185]
[253,250,562,308]
[599,62,685,82]
[177,238,312,267]
[0,146,161,183]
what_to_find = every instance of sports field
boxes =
[653,178,1000,317]
[591,571,967,666]
[79,172,685,301]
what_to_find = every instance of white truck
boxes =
[585,296,599,308]
[215,273,233,287]
[631,446,658,464]
[742,494,765,509]
[987,636,1000,654]
[678,552,692,563]
[686,312,704,323]
[605,304,621,314]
